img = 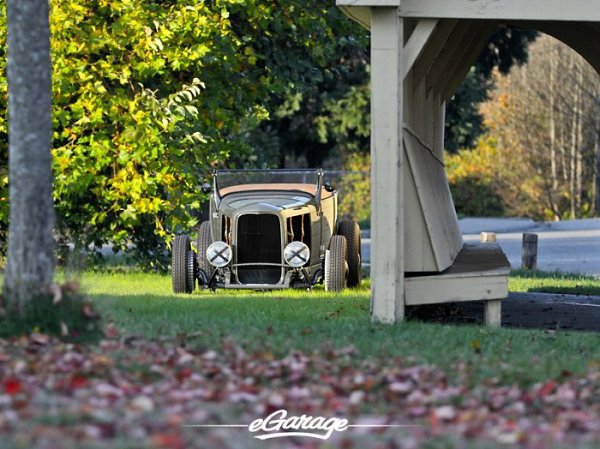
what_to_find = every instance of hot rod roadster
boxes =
[171,169,361,292]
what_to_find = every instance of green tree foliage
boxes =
[242,5,370,168]
[261,23,536,163]
[0,0,362,269]
[444,68,490,153]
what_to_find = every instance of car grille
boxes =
[236,214,282,284]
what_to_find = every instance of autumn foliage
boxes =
[449,36,600,220]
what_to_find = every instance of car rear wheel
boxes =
[324,235,347,292]
[195,221,213,284]
[338,218,362,287]
[172,234,195,294]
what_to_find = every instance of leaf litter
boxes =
[0,328,597,449]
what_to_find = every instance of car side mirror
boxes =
[324,182,334,192]
[201,182,213,194]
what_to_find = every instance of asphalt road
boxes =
[463,229,600,276]
[361,218,600,277]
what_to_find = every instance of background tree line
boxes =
[448,35,600,220]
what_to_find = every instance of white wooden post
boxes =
[370,8,404,323]
[484,300,502,327]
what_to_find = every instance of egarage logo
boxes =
[183,409,418,441]
[249,409,349,440]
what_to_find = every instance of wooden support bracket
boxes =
[403,19,439,79]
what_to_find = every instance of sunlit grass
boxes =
[509,269,600,295]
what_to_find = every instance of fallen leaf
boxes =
[538,380,557,397]
[30,333,49,346]
[103,322,119,339]
[3,377,21,396]
[130,395,154,412]
[151,433,185,449]
[470,339,482,354]
[49,284,63,305]
[70,373,88,389]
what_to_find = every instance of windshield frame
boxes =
[212,168,324,210]
[213,169,324,200]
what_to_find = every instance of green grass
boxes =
[509,269,600,295]
[77,271,600,387]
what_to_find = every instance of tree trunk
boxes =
[559,116,568,182]
[3,0,55,315]
[569,114,577,218]
[595,127,600,216]
[548,46,559,219]
[568,57,578,218]
[575,67,584,214]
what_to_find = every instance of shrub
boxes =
[338,153,370,225]
[449,174,504,217]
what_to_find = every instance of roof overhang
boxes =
[338,0,600,22]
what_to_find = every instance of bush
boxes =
[338,153,370,224]
[446,137,508,217]
[449,174,504,217]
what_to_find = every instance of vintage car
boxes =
[171,169,361,292]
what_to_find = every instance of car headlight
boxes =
[284,241,310,268]
[206,241,232,268]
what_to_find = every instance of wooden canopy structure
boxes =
[336,0,600,324]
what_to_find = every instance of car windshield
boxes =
[215,169,321,194]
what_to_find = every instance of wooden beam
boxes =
[412,19,459,86]
[428,21,485,93]
[403,129,463,271]
[399,0,600,22]
[432,93,445,159]
[406,275,508,305]
[370,8,405,323]
[402,19,438,79]
[337,0,399,6]
[423,21,473,94]
[404,243,509,307]
[440,22,496,101]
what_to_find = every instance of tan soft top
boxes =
[219,183,332,199]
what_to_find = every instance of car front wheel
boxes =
[195,221,213,284]
[172,234,195,294]
[324,235,348,292]
[337,218,361,287]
